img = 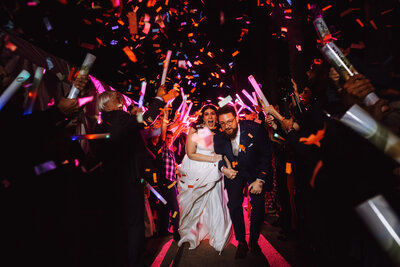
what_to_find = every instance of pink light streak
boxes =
[231,201,291,267]
[150,239,174,267]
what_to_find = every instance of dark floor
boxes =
[143,208,311,267]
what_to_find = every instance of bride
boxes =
[177,104,233,253]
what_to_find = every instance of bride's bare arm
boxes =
[186,127,222,163]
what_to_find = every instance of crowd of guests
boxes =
[1,35,400,267]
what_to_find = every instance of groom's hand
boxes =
[222,166,238,180]
[248,180,263,194]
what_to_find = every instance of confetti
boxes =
[285,162,292,174]
[34,160,57,175]
[355,18,364,28]
[122,46,138,63]
[168,181,177,189]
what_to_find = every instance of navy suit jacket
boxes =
[214,120,273,191]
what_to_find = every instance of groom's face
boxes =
[219,112,239,140]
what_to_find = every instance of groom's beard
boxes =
[223,126,238,140]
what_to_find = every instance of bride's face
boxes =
[203,108,217,129]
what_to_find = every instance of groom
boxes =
[214,104,273,259]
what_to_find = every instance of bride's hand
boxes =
[211,153,223,162]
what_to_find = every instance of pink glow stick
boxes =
[248,75,269,107]
[161,50,172,85]
[242,89,258,106]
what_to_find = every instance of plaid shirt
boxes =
[160,143,177,182]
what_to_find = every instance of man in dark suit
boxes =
[91,86,178,267]
[214,105,273,259]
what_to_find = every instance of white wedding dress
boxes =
[177,128,233,252]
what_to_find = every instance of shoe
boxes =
[235,241,248,259]
[249,241,262,255]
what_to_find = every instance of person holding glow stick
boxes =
[155,108,181,241]
[90,85,178,267]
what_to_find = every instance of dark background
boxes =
[1,0,399,110]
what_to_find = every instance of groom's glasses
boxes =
[220,119,235,127]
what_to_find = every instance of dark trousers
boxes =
[110,180,145,267]
[224,176,266,243]
[158,183,180,236]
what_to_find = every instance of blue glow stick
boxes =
[143,181,167,205]
[24,67,45,115]
[138,80,147,108]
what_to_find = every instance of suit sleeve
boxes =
[213,133,226,170]
[253,124,273,187]
[143,97,164,125]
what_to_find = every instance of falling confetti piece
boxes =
[123,46,138,62]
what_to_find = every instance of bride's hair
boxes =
[191,104,219,132]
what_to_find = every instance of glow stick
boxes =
[24,67,45,115]
[161,50,172,85]
[67,53,96,99]
[242,89,258,106]
[237,105,244,114]
[236,93,254,112]
[313,16,331,41]
[218,96,234,107]
[182,102,193,122]
[138,80,147,108]
[177,100,185,119]
[252,92,257,103]
[71,133,110,141]
[178,87,187,121]
[248,75,270,107]
[146,183,167,205]
[356,195,400,265]
[78,96,94,107]
[340,104,400,164]
[320,42,379,106]
[0,69,30,111]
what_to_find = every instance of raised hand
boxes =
[57,97,79,116]
[343,74,375,100]
[73,74,90,97]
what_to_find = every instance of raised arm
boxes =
[186,127,221,163]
